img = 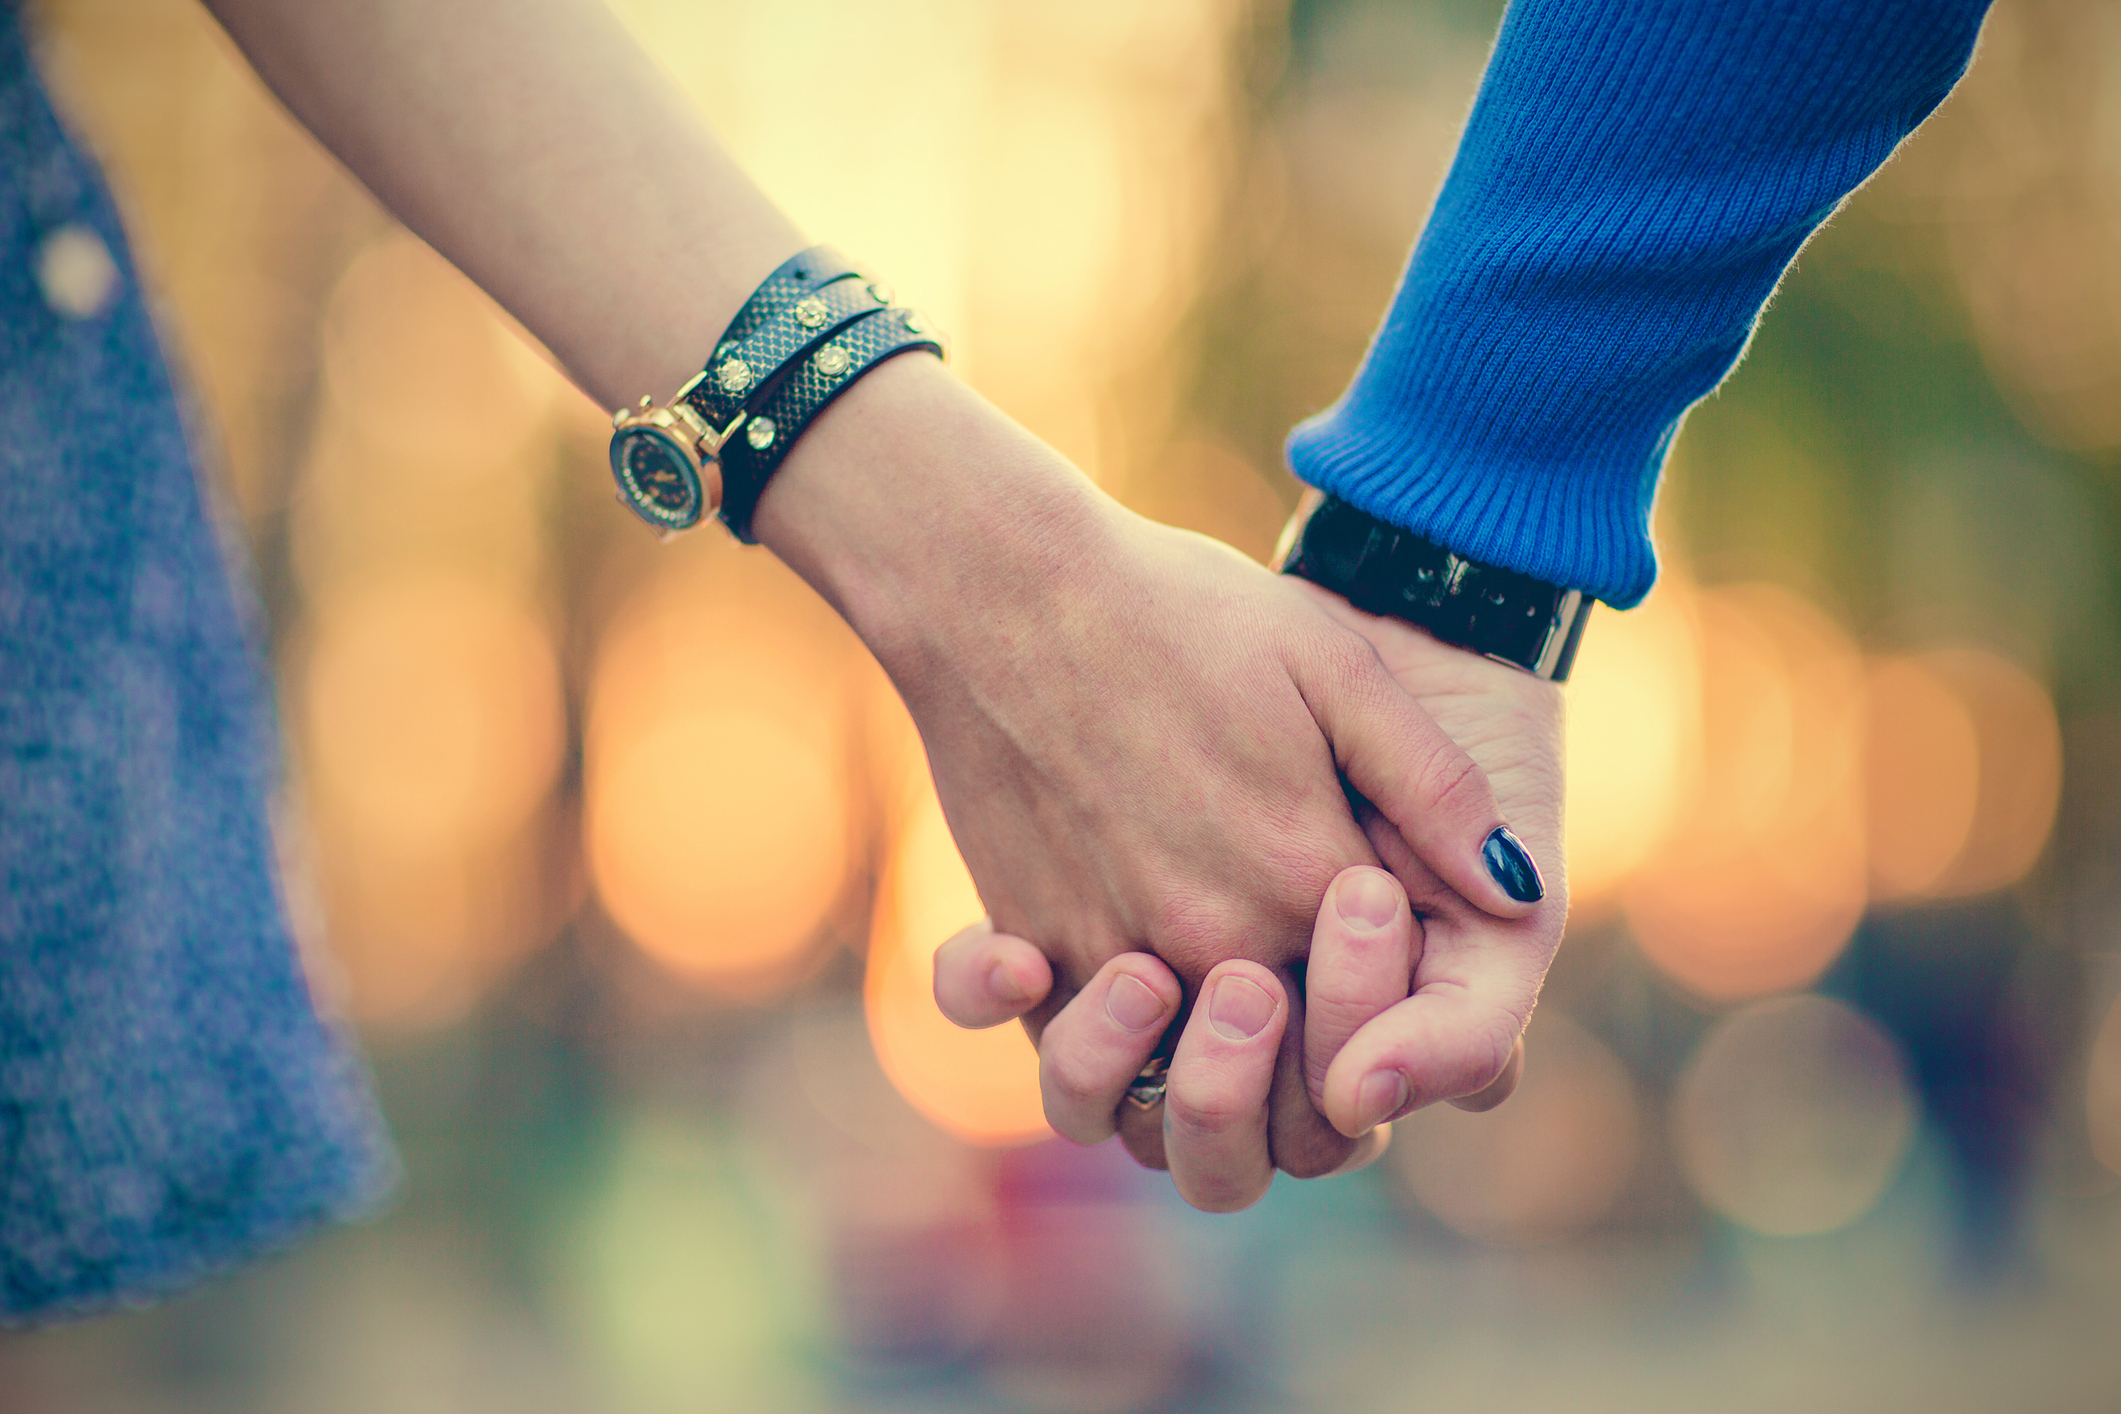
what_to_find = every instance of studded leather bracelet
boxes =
[607,244,944,539]
[714,304,943,542]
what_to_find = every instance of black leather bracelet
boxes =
[1276,492,1592,682]
[607,245,932,537]
[678,265,892,432]
[716,305,946,543]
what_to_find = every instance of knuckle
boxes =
[1042,1048,1111,1111]
[1314,630,1379,695]
[1269,839,1352,913]
[1408,738,1494,828]
[1145,895,1245,971]
[1461,1018,1522,1095]
[1300,991,1383,1054]
[1164,1084,1246,1141]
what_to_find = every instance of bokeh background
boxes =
[6,0,2121,1410]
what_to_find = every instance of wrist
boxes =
[749,354,1117,671]
[1276,492,1592,683]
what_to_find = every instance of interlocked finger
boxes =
[1164,961,1287,1213]
[1036,952,1182,1145]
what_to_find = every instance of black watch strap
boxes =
[679,266,893,430]
[1277,493,1592,682]
[716,306,946,543]
[721,246,862,348]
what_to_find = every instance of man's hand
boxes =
[934,867,1413,1209]
[756,356,1545,1179]
[932,577,1568,1206]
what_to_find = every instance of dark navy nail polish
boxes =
[1482,826,1545,903]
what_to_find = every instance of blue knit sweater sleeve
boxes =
[1284,0,1992,608]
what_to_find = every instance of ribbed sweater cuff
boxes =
[1287,397,1668,609]
[1283,0,1991,612]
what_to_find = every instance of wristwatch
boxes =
[1275,490,1592,682]
[606,246,941,541]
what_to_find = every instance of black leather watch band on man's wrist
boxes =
[1275,491,1593,682]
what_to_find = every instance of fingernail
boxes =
[1335,867,1398,930]
[1106,973,1167,1032]
[1208,974,1276,1041]
[987,962,1029,1006]
[1355,1069,1409,1132]
[1482,826,1545,903]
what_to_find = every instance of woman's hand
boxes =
[1294,581,1564,1135]
[932,577,1568,1205]
[757,355,1544,1177]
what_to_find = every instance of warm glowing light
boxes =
[1919,649,2061,898]
[301,575,564,850]
[1863,654,1981,899]
[603,0,1236,484]
[866,784,1049,1148]
[1564,580,1700,910]
[1672,995,1916,1236]
[2090,992,2121,1180]
[1386,1012,1640,1243]
[321,234,559,477]
[1625,584,1868,1001]
[592,708,849,987]
[1132,439,1292,565]
[299,823,555,1029]
[586,564,855,993]
[295,574,564,1025]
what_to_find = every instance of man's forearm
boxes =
[1289,0,1993,609]
[201,0,800,413]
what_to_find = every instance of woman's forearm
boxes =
[200,0,802,412]
[195,0,1048,634]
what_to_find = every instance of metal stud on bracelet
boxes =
[712,305,946,543]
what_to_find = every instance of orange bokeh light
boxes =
[295,573,565,1024]
[321,234,558,477]
[1624,584,1868,1002]
[585,565,855,994]
[1564,579,1700,911]
[1387,1012,1640,1243]
[1864,654,1983,900]
[301,574,564,851]
[1918,648,2061,898]
[294,821,557,1029]
[865,783,1049,1148]
[1672,995,1917,1236]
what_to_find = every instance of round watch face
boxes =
[609,423,703,529]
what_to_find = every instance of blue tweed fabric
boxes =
[0,8,392,1323]
[1287,0,1994,608]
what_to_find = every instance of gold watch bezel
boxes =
[608,397,732,532]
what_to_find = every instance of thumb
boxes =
[1290,636,1545,919]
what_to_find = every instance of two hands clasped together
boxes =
[756,355,1570,1213]
[203,0,1571,1216]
